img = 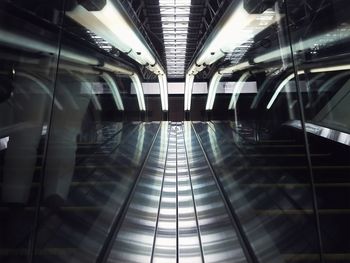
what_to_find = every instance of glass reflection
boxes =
[0,1,63,262]
[287,0,350,261]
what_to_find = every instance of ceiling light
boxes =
[158,74,168,111]
[228,72,251,110]
[185,2,277,111]
[184,74,194,111]
[68,0,169,112]
[101,73,124,111]
[266,71,304,109]
[130,74,146,111]
[206,72,223,110]
[67,1,156,66]
[219,61,251,74]
[310,65,350,73]
[196,3,276,67]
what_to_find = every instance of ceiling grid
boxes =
[159,0,191,78]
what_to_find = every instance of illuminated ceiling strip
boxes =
[266,71,304,109]
[254,26,350,64]
[103,63,149,111]
[184,74,194,111]
[67,1,156,66]
[205,72,223,110]
[219,61,251,74]
[310,65,350,73]
[203,61,252,111]
[195,3,275,70]
[266,64,350,110]
[130,74,146,111]
[158,74,169,111]
[228,72,251,110]
[0,28,100,66]
[101,73,124,111]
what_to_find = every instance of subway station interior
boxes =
[1,0,350,262]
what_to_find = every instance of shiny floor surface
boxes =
[106,122,247,263]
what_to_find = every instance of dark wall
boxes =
[98,93,261,122]
[191,95,207,121]
[145,96,162,121]
[211,95,232,120]
[168,96,184,122]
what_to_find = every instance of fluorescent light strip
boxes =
[205,72,223,110]
[130,74,146,111]
[103,63,133,75]
[228,72,251,110]
[266,71,304,109]
[101,73,124,111]
[67,1,156,66]
[146,63,168,111]
[162,74,169,110]
[254,26,350,64]
[310,65,350,73]
[158,74,165,110]
[184,74,194,111]
[219,61,251,74]
[158,74,169,111]
[266,65,350,110]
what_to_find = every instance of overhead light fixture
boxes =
[266,64,350,110]
[196,3,275,68]
[184,74,194,111]
[67,1,155,66]
[158,74,168,111]
[184,2,276,111]
[101,73,124,111]
[205,72,223,110]
[67,0,168,112]
[310,65,350,73]
[130,74,146,111]
[0,28,100,66]
[103,63,146,111]
[254,27,350,64]
[219,61,251,74]
[228,72,251,110]
[103,62,134,75]
[205,61,252,111]
[266,71,304,109]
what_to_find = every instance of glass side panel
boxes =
[287,0,350,262]
[0,1,63,262]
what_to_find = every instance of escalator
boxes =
[104,122,248,263]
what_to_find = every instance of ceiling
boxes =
[117,0,232,81]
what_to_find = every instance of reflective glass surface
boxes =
[287,0,350,261]
[0,1,63,262]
